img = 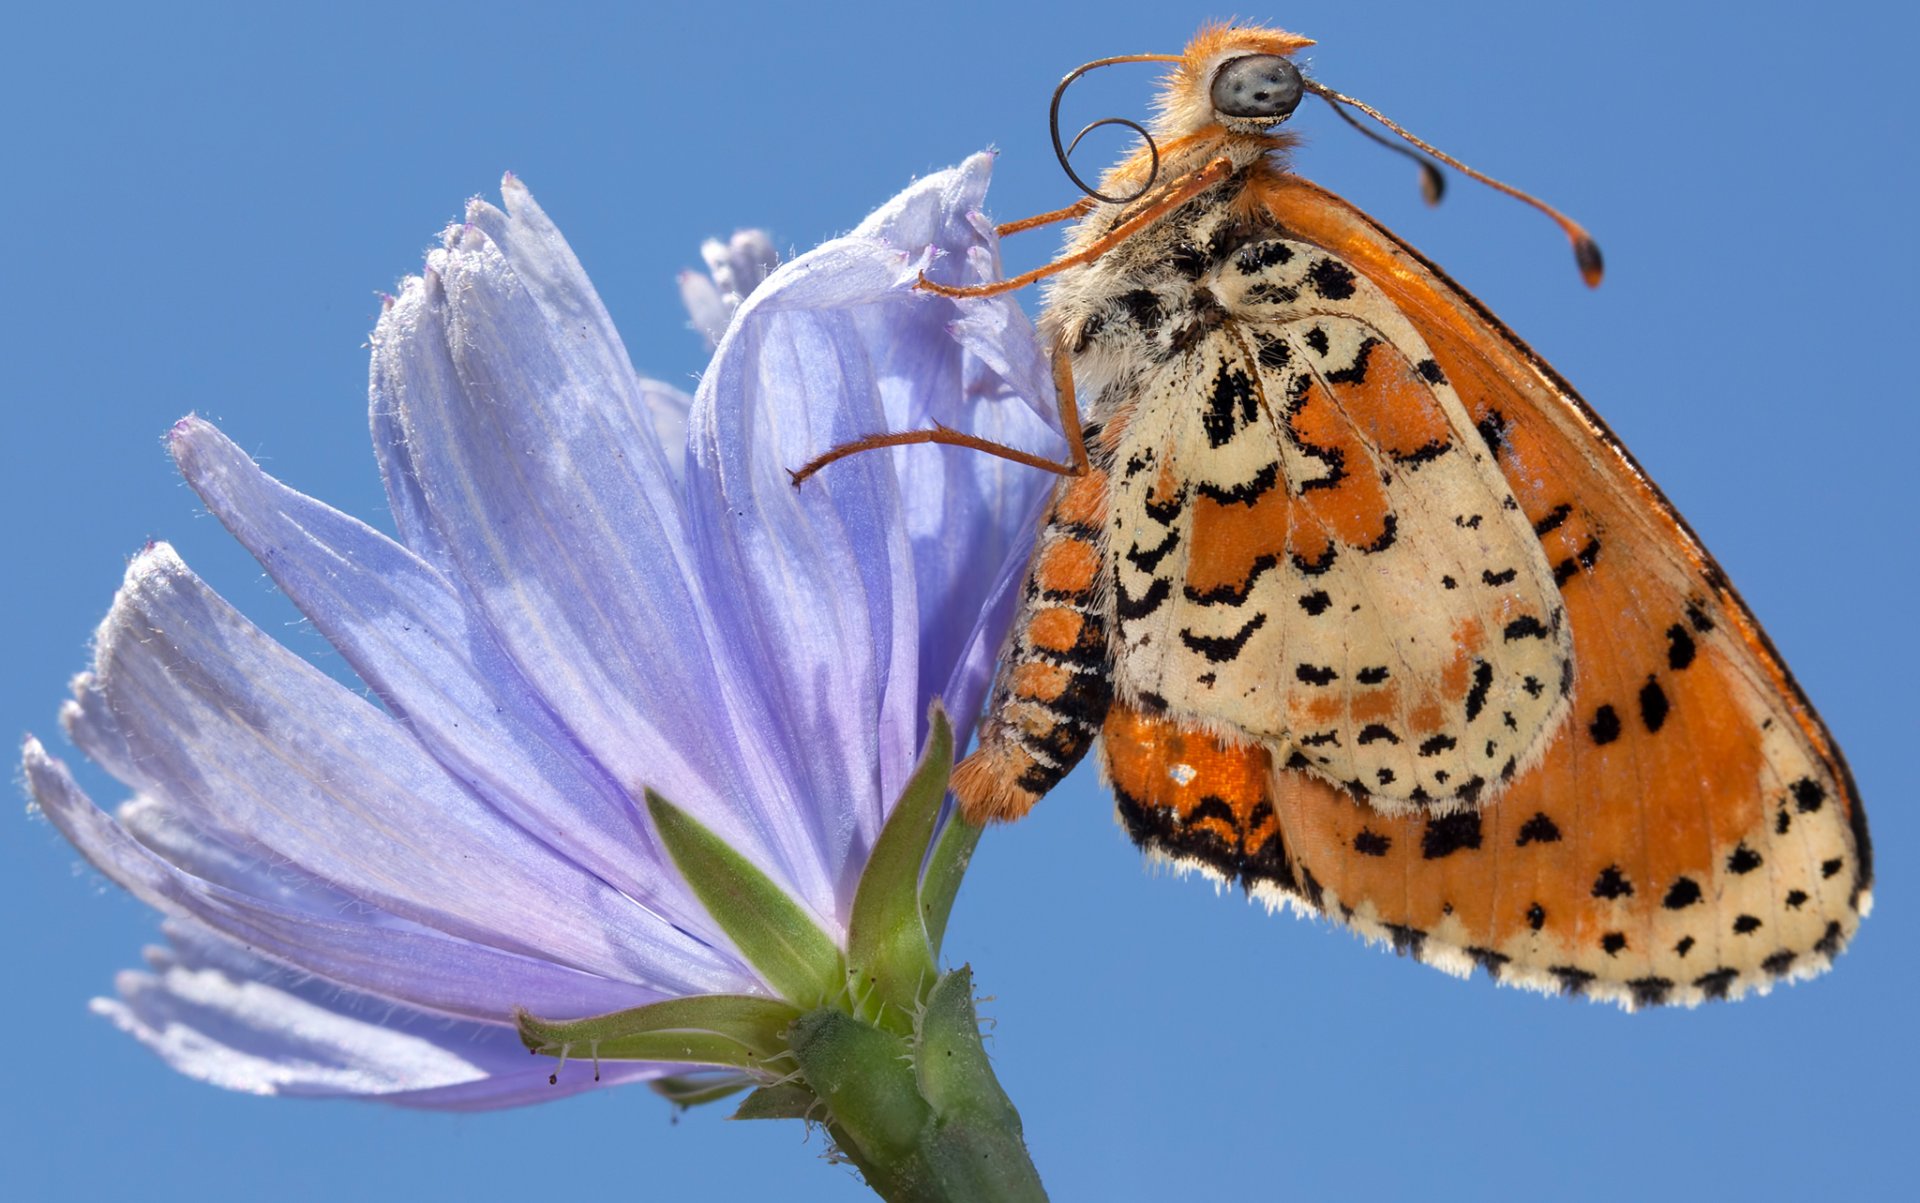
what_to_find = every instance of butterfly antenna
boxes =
[1318,94,1446,206]
[1050,53,1182,203]
[1305,80,1603,286]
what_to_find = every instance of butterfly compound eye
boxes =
[1210,55,1304,120]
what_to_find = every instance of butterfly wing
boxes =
[1103,275,1573,812]
[1103,173,1869,1008]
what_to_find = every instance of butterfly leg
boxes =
[952,449,1114,824]
[791,339,1090,485]
[917,156,1236,300]
[994,197,1097,237]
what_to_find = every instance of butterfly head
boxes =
[1158,24,1315,140]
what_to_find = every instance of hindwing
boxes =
[1097,175,1869,1007]
[1106,238,1570,813]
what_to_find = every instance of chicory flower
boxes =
[23,154,1056,1121]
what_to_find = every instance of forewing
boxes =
[1222,174,1871,1005]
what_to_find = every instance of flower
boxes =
[23,154,1055,1110]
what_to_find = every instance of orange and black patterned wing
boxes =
[1109,175,1869,1008]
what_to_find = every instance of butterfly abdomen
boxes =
[953,463,1117,824]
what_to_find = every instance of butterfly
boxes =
[798,22,1870,1009]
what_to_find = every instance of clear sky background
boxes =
[5,2,1915,1199]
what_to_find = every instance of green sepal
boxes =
[845,704,953,1031]
[730,1081,819,1121]
[787,1009,931,1167]
[646,788,845,1007]
[918,807,981,960]
[650,1071,756,1108]
[914,967,1048,1202]
[515,993,800,1072]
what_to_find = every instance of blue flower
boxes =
[23,155,1054,1110]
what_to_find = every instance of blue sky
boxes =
[5,2,1914,1198]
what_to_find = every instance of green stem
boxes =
[786,967,1047,1202]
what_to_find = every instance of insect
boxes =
[796,23,1870,1008]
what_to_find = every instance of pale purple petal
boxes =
[26,740,665,1020]
[168,417,725,947]
[683,155,1055,919]
[96,923,669,1109]
[683,231,782,349]
[65,545,743,995]
[372,223,788,883]
[842,154,1057,716]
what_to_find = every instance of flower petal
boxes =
[372,209,784,878]
[682,230,782,349]
[169,416,727,947]
[681,155,1056,921]
[96,923,671,1109]
[842,153,1058,714]
[65,544,745,996]
[25,739,664,1020]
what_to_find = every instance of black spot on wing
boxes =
[1694,968,1738,1001]
[1666,624,1697,670]
[1353,829,1391,857]
[1115,575,1170,620]
[1298,589,1332,616]
[1591,865,1634,900]
[1356,666,1390,685]
[1180,613,1267,663]
[1391,439,1451,468]
[1588,704,1621,745]
[1421,812,1482,860]
[1306,256,1357,300]
[1125,528,1181,574]
[1295,663,1339,686]
[1663,877,1703,910]
[1202,364,1259,449]
[1550,967,1596,996]
[1552,537,1602,586]
[1476,409,1509,457]
[1254,334,1291,370]
[1234,240,1295,274]
[1726,844,1763,875]
[1639,676,1670,733]
[1503,615,1550,641]
[1195,461,1280,506]
[1685,600,1715,632]
[1382,923,1425,957]
[1814,920,1844,956]
[1792,777,1826,813]
[1629,977,1674,1007]
[1515,812,1561,846]
[1464,660,1493,723]
[1532,503,1571,536]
